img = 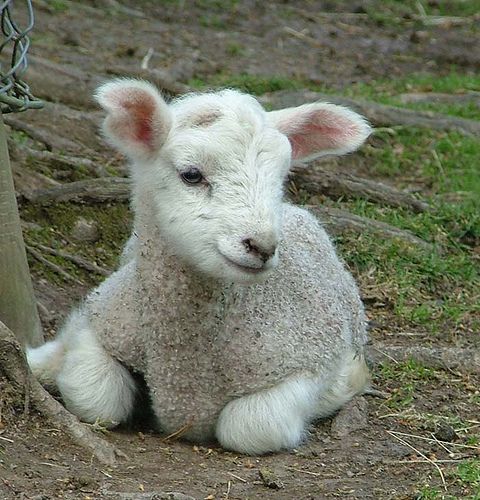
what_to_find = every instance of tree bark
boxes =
[0,114,43,347]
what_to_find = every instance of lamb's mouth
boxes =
[219,253,267,274]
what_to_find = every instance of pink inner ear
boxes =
[108,88,158,151]
[285,110,362,160]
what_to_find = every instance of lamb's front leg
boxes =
[28,312,138,428]
[215,354,370,455]
[215,376,319,455]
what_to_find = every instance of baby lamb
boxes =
[27,79,372,455]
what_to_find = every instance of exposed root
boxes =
[367,343,480,374]
[25,245,84,285]
[27,242,111,277]
[28,177,131,205]
[0,321,127,465]
[312,206,433,249]
[292,165,429,213]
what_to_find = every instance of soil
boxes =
[1,1,479,499]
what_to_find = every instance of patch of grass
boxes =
[337,71,480,120]
[21,203,131,286]
[199,14,227,29]
[377,359,438,409]
[44,0,68,13]
[456,459,480,491]
[226,42,245,56]
[362,0,480,27]
[195,0,238,11]
[10,129,30,145]
[328,123,480,336]
[415,486,444,500]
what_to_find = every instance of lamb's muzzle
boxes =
[27,79,373,455]
[242,237,277,263]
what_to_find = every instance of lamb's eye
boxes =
[181,168,204,185]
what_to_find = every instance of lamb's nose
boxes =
[242,238,277,263]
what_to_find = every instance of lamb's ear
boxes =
[95,79,172,160]
[268,103,371,163]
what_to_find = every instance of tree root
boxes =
[367,343,480,375]
[398,91,480,107]
[292,165,429,213]
[9,141,110,179]
[4,115,84,153]
[261,91,480,137]
[27,178,433,249]
[28,177,131,204]
[312,206,433,249]
[0,321,127,465]
[25,245,84,285]
[28,242,111,277]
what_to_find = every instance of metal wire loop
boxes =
[0,0,42,113]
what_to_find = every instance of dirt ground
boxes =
[1,1,479,499]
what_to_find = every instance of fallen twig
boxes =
[387,430,447,491]
[386,430,480,452]
[4,116,82,153]
[9,141,109,178]
[162,420,194,442]
[398,91,480,107]
[285,466,322,477]
[227,472,247,483]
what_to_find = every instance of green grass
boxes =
[332,126,479,335]
[457,460,480,493]
[377,359,438,409]
[191,70,480,119]
[416,460,480,499]
[339,71,480,120]
[359,0,480,28]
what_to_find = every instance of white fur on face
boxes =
[142,92,292,283]
[96,82,370,283]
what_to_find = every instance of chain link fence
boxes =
[0,0,42,113]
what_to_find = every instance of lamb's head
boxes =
[96,79,371,283]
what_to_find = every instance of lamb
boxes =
[27,79,372,455]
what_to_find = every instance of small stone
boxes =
[258,467,284,489]
[330,397,368,438]
[434,422,458,442]
[71,217,100,243]
[410,31,429,43]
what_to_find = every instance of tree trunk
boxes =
[0,114,43,347]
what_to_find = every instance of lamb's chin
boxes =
[213,262,273,285]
